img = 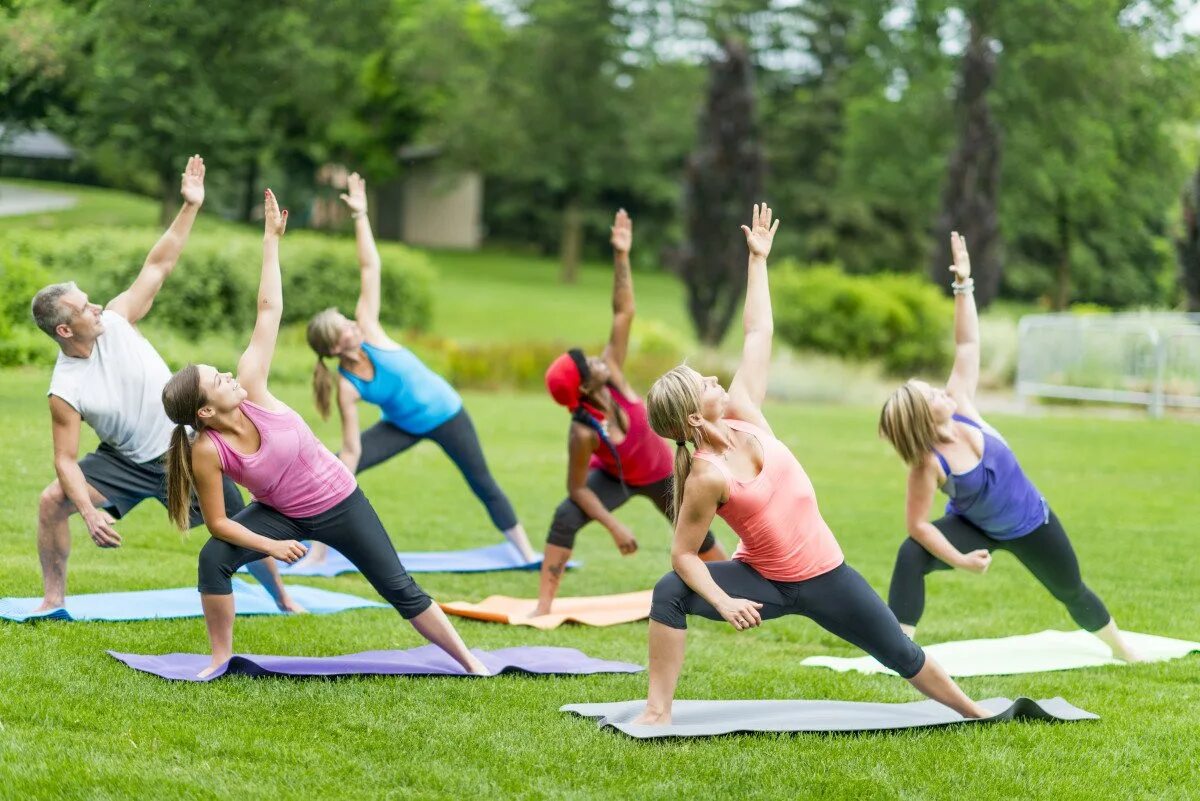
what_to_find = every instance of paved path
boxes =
[0,182,77,216]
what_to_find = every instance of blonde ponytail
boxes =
[645,364,705,521]
[306,308,343,420]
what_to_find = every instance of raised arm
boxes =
[235,189,288,403]
[600,209,636,376]
[107,155,206,324]
[726,203,780,424]
[335,378,364,473]
[339,173,386,341]
[944,232,980,408]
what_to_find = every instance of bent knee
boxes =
[197,539,238,592]
[39,481,69,514]
[895,537,932,569]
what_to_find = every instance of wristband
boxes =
[951,277,974,295]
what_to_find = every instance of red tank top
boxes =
[587,385,673,487]
[694,418,843,582]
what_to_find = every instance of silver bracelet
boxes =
[951,277,974,295]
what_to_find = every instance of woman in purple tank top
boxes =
[878,232,1139,661]
[161,190,488,678]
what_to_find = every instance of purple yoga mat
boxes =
[108,644,644,682]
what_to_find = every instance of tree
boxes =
[677,38,764,345]
[930,14,1002,306]
[1176,164,1200,311]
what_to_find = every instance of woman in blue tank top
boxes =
[877,232,1140,661]
[303,173,536,565]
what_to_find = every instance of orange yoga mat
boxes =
[440,590,653,630]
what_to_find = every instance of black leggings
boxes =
[887,510,1111,632]
[546,469,718,553]
[651,560,926,679]
[357,408,518,532]
[197,488,432,619]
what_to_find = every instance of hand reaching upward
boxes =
[610,208,632,255]
[740,202,780,259]
[949,231,971,282]
[263,189,288,239]
[180,154,205,206]
[340,172,367,216]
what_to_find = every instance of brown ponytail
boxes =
[306,308,342,419]
[645,365,705,522]
[161,364,206,532]
[313,357,336,419]
[165,424,196,531]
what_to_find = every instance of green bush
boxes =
[772,263,952,375]
[1,226,434,339]
[0,253,58,366]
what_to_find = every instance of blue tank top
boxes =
[933,414,1048,540]
[339,342,462,435]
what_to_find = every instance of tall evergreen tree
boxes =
[678,38,764,345]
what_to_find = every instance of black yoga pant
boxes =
[887,510,1111,632]
[357,408,518,532]
[546,469,718,553]
[651,560,926,679]
[197,487,432,619]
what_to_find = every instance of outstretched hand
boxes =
[340,172,367,216]
[741,202,780,259]
[610,208,632,255]
[180,154,206,206]
[949,231,971,281]
[263,189,288,239]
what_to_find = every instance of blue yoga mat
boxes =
[242,542,579,578]
[0,579,386,623]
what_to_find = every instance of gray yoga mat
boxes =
[561,696,1097,739]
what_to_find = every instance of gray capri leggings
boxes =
[547,469,718,553]
[651,560,926,679]
[197,487,432,619]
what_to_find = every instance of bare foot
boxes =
[526,604,551,620]
[1113,648,1145,663]
[31,599,65,614]
[632,707,671,726]
[466,657,492,677]
[962,703,993,720]
[197,662,224,679]
[279,598,309,614]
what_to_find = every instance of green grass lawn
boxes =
[0,370,1196,799]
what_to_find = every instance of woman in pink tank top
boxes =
[633,204,989,725]
[161,190,487,678]
[532,210,726,617]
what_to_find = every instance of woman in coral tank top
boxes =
[634,204,988,725]
[161,190,487,679]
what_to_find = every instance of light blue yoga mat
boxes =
[0,579,386,623]
[243,542,579,578]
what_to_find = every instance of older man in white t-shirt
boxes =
[28,155,300,614]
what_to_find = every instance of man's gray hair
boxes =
[30,281,79,339]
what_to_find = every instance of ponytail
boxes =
[669,439,694,523]
[165,424,196,532]
[572,404,624,487]
[313,357,336,419]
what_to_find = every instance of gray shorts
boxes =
[78,442,245,528]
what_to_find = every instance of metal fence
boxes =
[1016,313,1200,417]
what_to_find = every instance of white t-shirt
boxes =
[48,310,176,464]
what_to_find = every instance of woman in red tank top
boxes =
[633,204,989,725]
[533,210,726,617]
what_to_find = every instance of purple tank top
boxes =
[933,414,1048,540]
[205,400,356,518]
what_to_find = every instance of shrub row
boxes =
[1,225,434,344]
[772,264,952,375]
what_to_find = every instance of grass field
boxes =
[0,368,1197,799]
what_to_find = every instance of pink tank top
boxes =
[694,418,843,582]
[588,385,673,487]
[205,400,356,518]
